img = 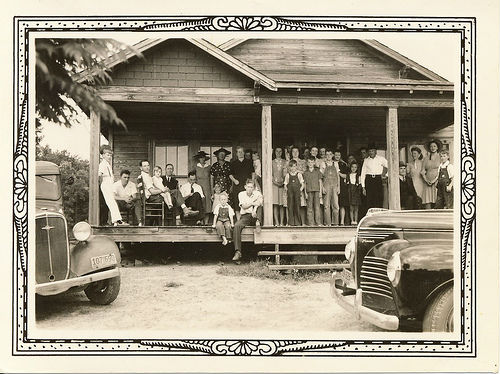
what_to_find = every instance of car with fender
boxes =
[331,209,454,332]
[36,161,121,304]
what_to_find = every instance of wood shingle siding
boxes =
[109,39,253,89]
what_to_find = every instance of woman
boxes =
[272,147,286,226]
[408,146,425,204]
[290,146,307,225]
[210,148,233,195]
[194,150,212,224]
[421,139,442,209]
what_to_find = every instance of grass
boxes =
[215,260,332,283]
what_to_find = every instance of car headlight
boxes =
[73,221,92,242]
[344,237,356,263]
[386,251,402,286]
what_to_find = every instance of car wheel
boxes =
[84,276,121,305]
[422,287,453,332]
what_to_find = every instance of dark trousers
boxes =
[116,199,142,225]
[99,189,109,225]
[287,188,301,226]
[233,206,263,252]
[306,191,321,225]
[365,175,383,209]
[184,192,204,219]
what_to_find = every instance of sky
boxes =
[40,34,459,160]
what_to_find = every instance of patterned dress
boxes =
[272,158,285,205]
[210,161,232,193]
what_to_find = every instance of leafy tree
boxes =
[36,145,89,228]
[35,38,139,139]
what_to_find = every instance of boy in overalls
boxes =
[435,150,454,209]
[322,149,340,225]
[284,159,305,226]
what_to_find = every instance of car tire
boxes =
[422,287,453,332]
[84,276,121,305]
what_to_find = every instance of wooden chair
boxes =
[137,175,164,226]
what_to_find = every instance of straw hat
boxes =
[213,148,231,157]
[193,150,210,160]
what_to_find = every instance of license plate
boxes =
[340,269,353,285]
[91,253,117,269]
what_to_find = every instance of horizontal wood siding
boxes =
[109,39,253,89]
[112,128,149,181]
[229,39,428,83]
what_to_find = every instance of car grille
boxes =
[36,214,69,283]
[360,256,394,299]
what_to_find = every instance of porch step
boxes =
[258,251,344,256]
[267,264,349,271]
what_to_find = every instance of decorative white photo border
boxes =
[12,16,475,356]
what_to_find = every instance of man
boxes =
[162,163,179,191]
[138,160,197,225]
[98,145,126,226]
[232,179,263,262]
[179,171,205,224]
[322,149,340,226]
[229,146,254,219]
[113,169,143,225]
[399,162,420,210]
[360,143,388,209]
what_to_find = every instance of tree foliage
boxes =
[36,145,89,228]
[35,38,139,134]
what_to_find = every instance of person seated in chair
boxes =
[399,162,420,210]
[179,171,205,224]
[113,169,143,225]
[138,160,197,225]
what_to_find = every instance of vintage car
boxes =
[36,161,121,304]
[331,209,454,332]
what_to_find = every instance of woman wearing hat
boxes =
[421,139,442,209]
[210,148,233,195]
[194,150,212,224]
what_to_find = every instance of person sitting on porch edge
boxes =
[139,160,197,225]
[113,169,143,225]
[232,179,263,262]
[212,191,235,246]
[230,146,254,219]
[179,171,205,224]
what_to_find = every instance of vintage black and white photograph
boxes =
[3,6,499,373]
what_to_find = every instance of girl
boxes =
[212,183,224,213]
[272,147,285,226]
[408,146,425,203]
[252,151,262,191]
[346,162,362,225]
[421,140,442,209]
[212,192,235,246]
[152,166,173,208]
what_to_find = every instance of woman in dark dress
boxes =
[210,148,233,194]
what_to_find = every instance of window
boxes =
[154,145,188,176]
[200,145,233,165]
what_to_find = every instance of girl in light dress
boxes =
[152,166,173,208]
[407,146,425,203]
[421,140,442,209]
[252,151,262,191]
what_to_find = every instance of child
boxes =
[284,159,305,226]
[303,157,323,225]
[152,166,173,209]
[252,151,262,191]
[212,192,235,245]
[346,162,362,224]
[435,150,453,209]
[212,183,224,213]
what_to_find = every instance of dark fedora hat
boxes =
[399,161,407,168]
[193,150,210,160]
[425,139,443,152]
[367,143,378,150]
[213,147,231,156]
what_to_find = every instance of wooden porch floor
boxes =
[92,225,357,244]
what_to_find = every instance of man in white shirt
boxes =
[98,145,125,226]
[232,179,263,262]
[179,171,205,223]
[360,143,388,209]
[138,160,197,225]
[113,170,142,225]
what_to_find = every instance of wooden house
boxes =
[87,38,454,246]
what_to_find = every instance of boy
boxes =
[303,157,323,225]
[212,192,235,246]
[322,149,340,226]
[284,159,305,226]
[435,150,453,209]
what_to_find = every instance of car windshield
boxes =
[36,174,61,201]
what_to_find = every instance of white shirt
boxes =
[113,180,138,199]
[361,155,388,187]
[284,171,304,186]
[98,159,114,183]
[179,182,205,199]
[140,171,154,199]
[439,160,454,179]
[349,173,358,185]
[238,190,263,215]
[213,203,235,217]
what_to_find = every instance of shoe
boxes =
[232,251,242,261]
[255,220,261,233]
[183,207,199,217]
[138,222,143,227]
[114,220,129,226]
[222,237,228,246]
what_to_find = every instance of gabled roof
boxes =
[74,38,277,91]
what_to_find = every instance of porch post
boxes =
[386,106,401,210]
[261,104,273,226]
[89,111,101,225]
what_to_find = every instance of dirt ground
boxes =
[36,262,380,331]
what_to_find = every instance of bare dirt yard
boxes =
[36,261,380,332]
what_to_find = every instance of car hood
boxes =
[36,199,63,215]
[359,209,453,230]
